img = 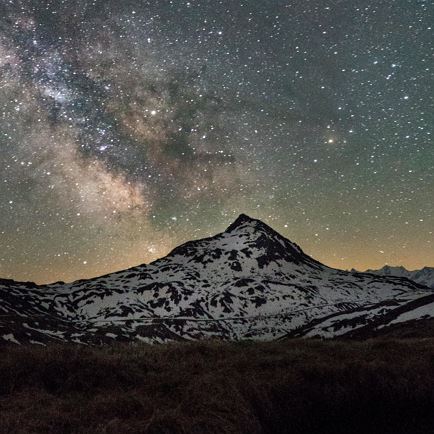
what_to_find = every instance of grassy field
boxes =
[1,338,434,433]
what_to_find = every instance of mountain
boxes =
[1,214,434,345]
[363,265,434,289]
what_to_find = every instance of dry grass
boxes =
[1,338,434,433]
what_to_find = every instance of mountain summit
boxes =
[168,214,320,272]
[0,215,433,345]
[225,213,281,234]
[226,213,259,230]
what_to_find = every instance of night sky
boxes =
[0,0,433,284]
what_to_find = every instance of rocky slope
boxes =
[1,214,433,345]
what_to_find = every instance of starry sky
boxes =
[0,0,433,284]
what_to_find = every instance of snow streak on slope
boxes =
[1,214,433,345]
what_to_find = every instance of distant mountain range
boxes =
[362,265,434,289]
[1,214,434,345]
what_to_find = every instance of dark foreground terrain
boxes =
[2,339,434,434]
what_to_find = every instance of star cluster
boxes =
[0,0,433,283]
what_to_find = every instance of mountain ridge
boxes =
[362,265,434,289]
[1,214,433,345]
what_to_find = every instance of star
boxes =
[0,0,431,283]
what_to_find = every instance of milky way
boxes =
[0,0,433,283]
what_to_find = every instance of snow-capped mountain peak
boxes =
[165,214,321,273]
[366,265,434,289]
[1,215,433,345]
[225,213,259,230]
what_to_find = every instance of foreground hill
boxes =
[2,339,434,434]
[1,214,433,345]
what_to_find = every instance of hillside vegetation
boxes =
[1,338,434,433]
